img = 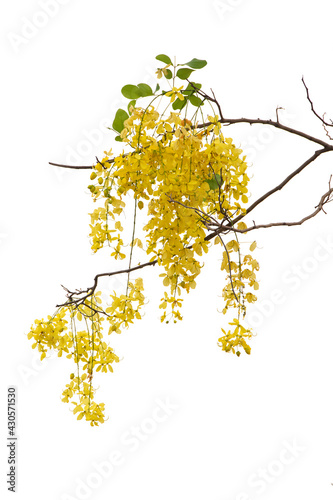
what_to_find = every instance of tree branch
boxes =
[219,182,333,234]
[302,76,333,140]
[205,147,331,241]
[49,80,333,171]
[56,259,158,308]
[51,81,333,313]
[235,148,329,218]
[49,162,93,170]
[198,116,333,149]
[57,179,333,311]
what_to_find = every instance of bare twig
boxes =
[235,148,328,218]
[201,116,332,148]
[217,182,333,234]
[56,259,158,308]
[95,156,108,170]
[275,106,284,123]
[191,83,333,148]
[211,88,224,121]
[49,162,93,170]
[302,77,333,140]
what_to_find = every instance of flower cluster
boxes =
[218,319,253,356]
[28,293,120,426]
[29,56,260,424]
[105,277,145,333]
[88,103,259,350]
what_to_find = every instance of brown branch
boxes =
[78,301,109,318]
[193,84,333,149]
[49,162,93,169]
[211,88,223,121]
[205,147,331,241]
[275,106,284,123]
[49,157,117,170]
[56,259,158,308]
[49,81,333,171]
[201,116,332,148]
[302,77,333,140]
[166,175,333,238]
[95,156,108,169]
[56,178,333,311]
[235,148,328,219]
[219,182,333,234]
[50,113,333,170]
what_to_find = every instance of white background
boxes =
[1,1,333,499]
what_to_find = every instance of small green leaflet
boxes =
[156,54,172,65]
[189,94,203,107]
[204,174,223,190]
[185,58,207,69]
[121,85,143,99]
[182,82,202,95]
[121,83,153,100]
[112,108,129,133]
[172,97,187,111]
[137,83,153,96]
[176,68,194,80]
[127,100,136,113]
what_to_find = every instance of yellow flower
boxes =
[156,63,171,79]
[165,86,184,103]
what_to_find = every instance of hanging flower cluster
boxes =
[28,294,116,425]
[28,55,259,425]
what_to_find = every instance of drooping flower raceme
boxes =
[28,55,259,425]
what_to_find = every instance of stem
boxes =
[88,295,95,410]
[218,234,240,304]
[125,196,138,299]
[70,309,80,394]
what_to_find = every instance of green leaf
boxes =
[185,58,207,69]
[156,54,172,65]
[121,85,143,99]
[172,97,187,111]
[115,136,123,142]
[137,83,153,97]
[127,100,136,113]
[165,69,173,79]
[112,108,129,133]
[189,94,203,107]
[155,83,160,92]
[188,81,202,91]
[204,174,223,190]
[176,68,194,80]
[182,82,202,96]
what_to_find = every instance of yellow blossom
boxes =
[165,86,184,103]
